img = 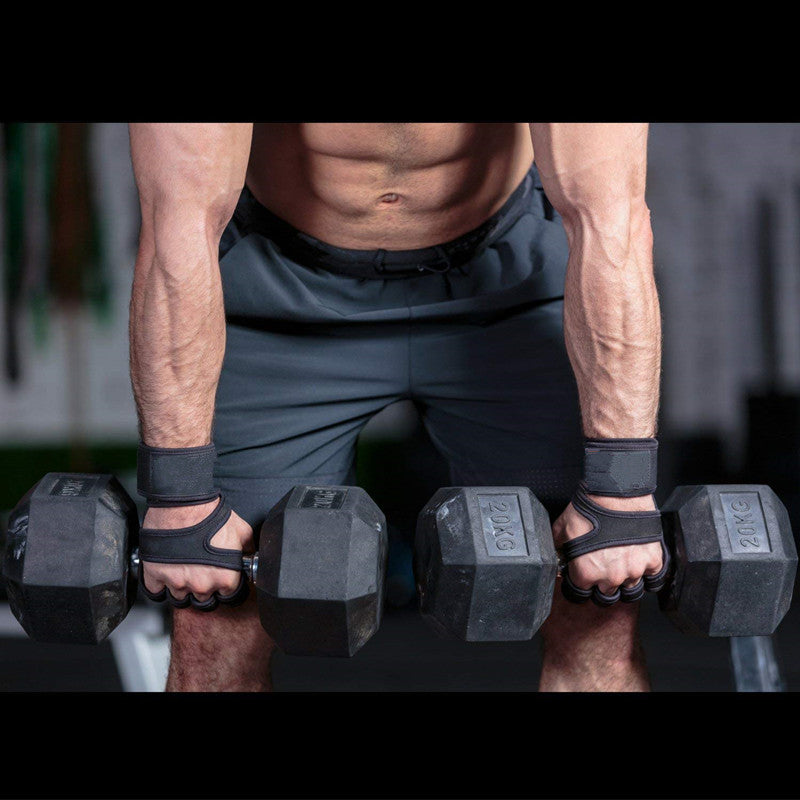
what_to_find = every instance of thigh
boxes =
[213,320,406,528]
[415,299,582,516]
[214,227,410,529]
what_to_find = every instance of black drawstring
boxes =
[416,245,453,275]
[413,246,462,299]
[361,245,468,296]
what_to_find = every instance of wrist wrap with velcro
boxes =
[136,443,249,611]
[137,442,218,506]
[583,437,658,497]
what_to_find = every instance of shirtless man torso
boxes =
[129,122,663,692]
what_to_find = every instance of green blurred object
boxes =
[3,122,25,382]
[51,123,108,319]
[29,122,58,346]
[1,123,109,386]
[0,444,138,512]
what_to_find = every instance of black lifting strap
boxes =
[138,495,243,571]
[560,486,664,562]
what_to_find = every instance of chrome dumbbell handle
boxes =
[130,550,258,582]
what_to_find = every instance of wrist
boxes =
[582,436,658,497]
[137,442,218,505]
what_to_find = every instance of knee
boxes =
[170,595,276,659]
[540,588,641,654]
[167,600,277,691]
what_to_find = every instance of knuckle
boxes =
[646,554,664,573]
[569,564,598,588]
[606,571,627,588]
[190,580,214,596]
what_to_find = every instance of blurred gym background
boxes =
[1,122,799,691]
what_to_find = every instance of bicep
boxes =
[529,123,649,229]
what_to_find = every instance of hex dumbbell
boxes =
[3,473,388,657]
[414,487,558,641]
[414,484,797,641]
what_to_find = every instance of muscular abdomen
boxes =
[246,123,534,249]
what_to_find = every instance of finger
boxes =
[139,564,169,602]
[591,586,621,607]
[595,574,625,595]
[211,512,254,552]
[239,530,255,552]
[165,588,192,608]
[644,545,671,592]
[622,573,644,589]
[567,563,599,591]
[620,578,645,603]
[215,570,243,596]
[185,580,215,602]
[167,585,189,602]
[550,516,567,548]
[560,570,593,604]
[192,579,230,603]
[189,593,219,612]
[141,573,166,595]
[217,574,250,606]
[644,554,665,576]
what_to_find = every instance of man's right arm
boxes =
[129,123,252,447]
[129,123,253,601]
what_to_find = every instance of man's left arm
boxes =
[529,122,664,598]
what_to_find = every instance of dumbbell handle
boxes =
[129,549,259,583]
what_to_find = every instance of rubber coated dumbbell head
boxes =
[414,487,558,641]
[255,485,388,658]
[659,484,797,636]
[3,473,139,644]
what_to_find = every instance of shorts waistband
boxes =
[234,162,541,280]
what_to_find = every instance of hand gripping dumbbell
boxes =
[414,484,797,641]
[3,473,388,657]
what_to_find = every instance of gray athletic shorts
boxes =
[214,163,582,529]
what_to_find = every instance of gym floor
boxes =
[2,579,799,692]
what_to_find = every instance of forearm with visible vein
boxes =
[562,203,660,438]
[531,123,661,439]
[129,208,226,447]
[128,123,251,448]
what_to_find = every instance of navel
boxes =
[378,192,401,204]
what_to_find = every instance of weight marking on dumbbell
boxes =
[477,494,529,557]
[50,476,96,498]
[720,492,771,554]
[299,487,347,510]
